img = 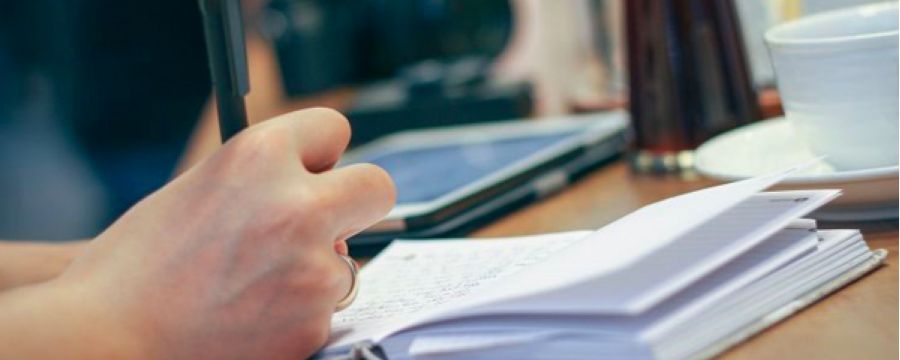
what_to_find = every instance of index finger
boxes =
[257,107,351,173]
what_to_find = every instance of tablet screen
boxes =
[354,130,579,204]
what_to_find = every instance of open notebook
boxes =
[317,169,886,360]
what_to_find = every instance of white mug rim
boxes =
[765,2,898,47]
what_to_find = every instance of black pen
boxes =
[199,0,250,142]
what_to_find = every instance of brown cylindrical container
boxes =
[625,0,760,173]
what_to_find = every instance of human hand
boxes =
[57,108,394,359]
[0,240,88,291]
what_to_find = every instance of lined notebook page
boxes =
[326,231,590,349]
[636,226,819,338]
[429,190,839,318]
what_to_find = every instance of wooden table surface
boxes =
[468,161,898,359]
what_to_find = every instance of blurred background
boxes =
[0,0,882,241]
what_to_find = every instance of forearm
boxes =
[0,240,89,291]
[0,280,145,359]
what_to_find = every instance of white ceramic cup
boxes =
[765,2,899,170]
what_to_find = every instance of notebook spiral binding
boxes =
[322,341,388,360]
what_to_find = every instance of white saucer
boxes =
[695,117,899,221]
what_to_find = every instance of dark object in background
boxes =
[345,57,532,146]
[262,0,528,145]
[262,0,513,96]
[0,0,211,235]
[625,0,760,173]
[64,1,211,223]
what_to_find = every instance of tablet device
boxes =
[342,110,629,248]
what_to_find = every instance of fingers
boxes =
[260,107,352,173]
[236,108,392,250]
[314,163,397,238]
[334,239,349,256]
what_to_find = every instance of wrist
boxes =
[0,240,90,290]
[0,279,151,359]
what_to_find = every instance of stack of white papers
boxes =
[317,170,885,360]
